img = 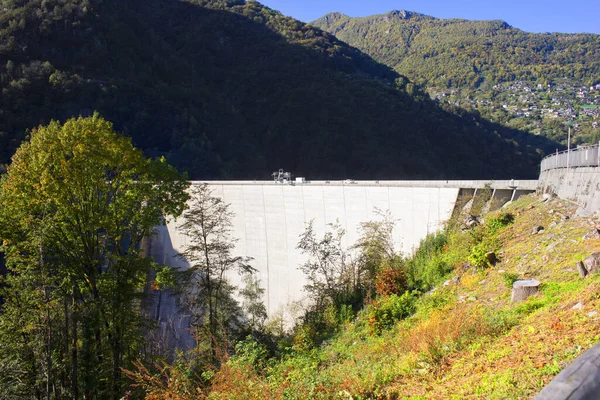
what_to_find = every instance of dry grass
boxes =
[150,194,600,400]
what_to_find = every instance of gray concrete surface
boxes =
[538,167,600,213]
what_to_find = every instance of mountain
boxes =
[0,0,555,179]
[312,11,600,90]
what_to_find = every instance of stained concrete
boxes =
[538,167,600,214]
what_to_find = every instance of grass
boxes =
[196,194,600,399]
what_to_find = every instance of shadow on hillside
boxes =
[0,0,558,179]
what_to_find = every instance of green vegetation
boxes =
[176,183,256,363]
[0,115,189,398]
[127,194,600,399]
[0,0,555,179]
[312,11,600,145]
[312,11,600,91]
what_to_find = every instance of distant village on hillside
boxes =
[431,79,600,138]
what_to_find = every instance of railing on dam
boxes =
[540,145,600,172]
[191,180,539,191]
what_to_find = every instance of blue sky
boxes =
[258,0,600,34]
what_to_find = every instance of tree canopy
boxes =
[0,114,189,398]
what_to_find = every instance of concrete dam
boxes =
[148,179,536,334]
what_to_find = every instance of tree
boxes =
[353,209,404,296]
[0,114,189,399]
[177,183,253,363]
[297,220,354,312]
[239,274,268,331]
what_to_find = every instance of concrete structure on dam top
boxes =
[147,178,536,340]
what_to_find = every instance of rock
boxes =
[583,253,600,274]
[485,251,498,265]
[587,311,598,318]
[452,275,461,285]
[465,215,479,228]
[461,262,474,271]
[577,261,588,278]
[557,212,569,221]
[582,228,600,240]
[531,226,544,235]
[511,279,540,303]
[467,296,477,302]
[572,302,583,311]
[443,280,451,287]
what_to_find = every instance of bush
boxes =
[468,241,493,268]
[375,264,408,296]
[366,291,418,335]
[487,212,514,234]
[466,212,513,269]
[501,273,520,289]
[408,231,452,290]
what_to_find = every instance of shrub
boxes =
[487,212,515,233]
[468,241,492,268]
[375,264,408,296]
[366,291,417,335]
[408,231,452,290]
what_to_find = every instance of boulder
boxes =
[576,207,592,218]
[531,226,544,235]
[582,228,600,240]
[465,215,479,228]
[583,253,600,274]
[577,261,588,278]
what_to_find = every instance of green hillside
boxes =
[145,194,600,399]
[0,0,554,179]
[312,11,600,145]
[312,11,600,89]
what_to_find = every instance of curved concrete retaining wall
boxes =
[150,182,460,320]
[538,167,600,213]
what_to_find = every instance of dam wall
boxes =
[148,179,536,336]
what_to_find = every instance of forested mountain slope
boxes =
[0,0,554,179]
[312,11,600,89]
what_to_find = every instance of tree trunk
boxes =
[71,294,78,399]
[63,297,69,396]
[511,279,540,303]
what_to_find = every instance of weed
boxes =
[502,273,520,289]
